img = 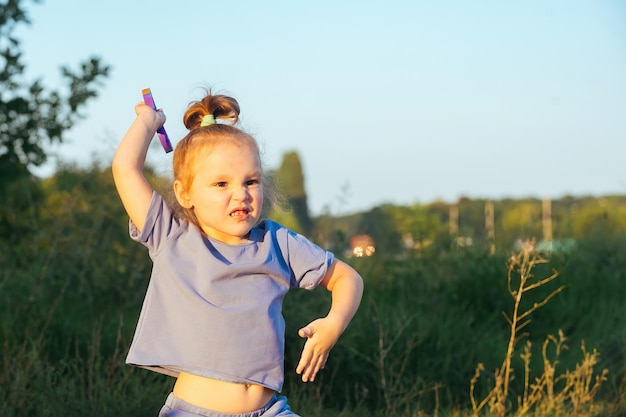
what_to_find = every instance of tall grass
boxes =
[2,235,624,416]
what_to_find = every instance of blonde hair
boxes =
[171,89,278,228]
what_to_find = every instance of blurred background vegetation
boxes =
[2,158,625,416]
[1,1,624,416]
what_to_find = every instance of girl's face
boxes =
[174,142,264,244]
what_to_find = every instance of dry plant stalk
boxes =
[516,332,608,416]
[469,240,608,417]
[500,241,564,401]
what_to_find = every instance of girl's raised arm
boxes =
[112,103,166,232]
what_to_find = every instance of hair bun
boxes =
[183,90,241,131]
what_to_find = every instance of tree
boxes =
[273,151,313,235]
[0,0,110,238]
[500,200,542,244]
[0,0,110,186]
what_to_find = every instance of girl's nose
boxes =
[233,186,249,201]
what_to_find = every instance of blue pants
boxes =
[158,392,300,417]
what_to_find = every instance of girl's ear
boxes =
[173,180,193,208]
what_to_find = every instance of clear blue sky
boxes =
[17,0,626,215]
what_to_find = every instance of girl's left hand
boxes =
[295,316,343,382]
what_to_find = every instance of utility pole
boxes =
[449,204,459,237]
[485,200,495,254]
[542,196,553,251]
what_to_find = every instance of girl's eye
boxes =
[246,179,260,186]
[215,182,228,187]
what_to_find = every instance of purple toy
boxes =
[142,88,173,153]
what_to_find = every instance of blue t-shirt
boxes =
[125,192,334,392]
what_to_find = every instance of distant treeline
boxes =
[313,193,626,258]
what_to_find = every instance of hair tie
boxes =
[200,114,216,127]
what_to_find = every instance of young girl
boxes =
[112,89,363,417]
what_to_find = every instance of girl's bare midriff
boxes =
[173,372,275,413]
